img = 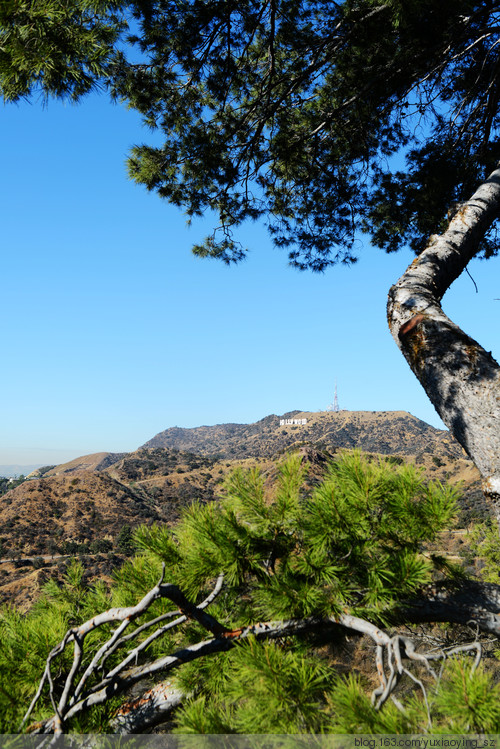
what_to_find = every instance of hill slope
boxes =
[30,452,127,477]
[0,472,159,557]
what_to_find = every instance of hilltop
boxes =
[142,409,465,461]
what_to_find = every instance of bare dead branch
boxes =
[21,570,225,733]
[25,575,500,735]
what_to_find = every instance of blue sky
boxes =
[1,92,500,466]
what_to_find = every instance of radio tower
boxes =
[327,382,340,412]
[333,381,340,412]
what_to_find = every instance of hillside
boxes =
[0,410,489,609]
[0,449,230,560]
[0,472,159,557]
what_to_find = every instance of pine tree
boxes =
[0,0,125,102]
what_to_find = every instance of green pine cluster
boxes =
[467,521,500,584]
[1,451,499,734]
[0,0,125,102]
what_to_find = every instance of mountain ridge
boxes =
[140,409,464,461]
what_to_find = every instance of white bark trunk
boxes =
[387,165,500,516]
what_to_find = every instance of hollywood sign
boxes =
[279,418,307,426]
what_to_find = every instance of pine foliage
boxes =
[468,521,500,584]
[3,2,500,266]
[0,0,126,102]
[2,451,492,734]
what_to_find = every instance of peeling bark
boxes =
[387,165,500,517]
[112,680,186,733]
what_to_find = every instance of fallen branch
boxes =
[24,573,500,735]
[112,679,187,733]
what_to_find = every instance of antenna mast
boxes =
[327,382,340,412]
[333,381,339,412]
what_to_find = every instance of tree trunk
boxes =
[387,165,500,518]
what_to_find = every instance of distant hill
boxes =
[0,472,160,557]
[0,448,228,561]
[34,452,127,477]
[141,410,466,461]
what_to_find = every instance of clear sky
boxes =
[1,92,500,467]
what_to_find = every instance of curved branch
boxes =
[111,576,500,733]
[21,571,226,733]
[387,165,500,512]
